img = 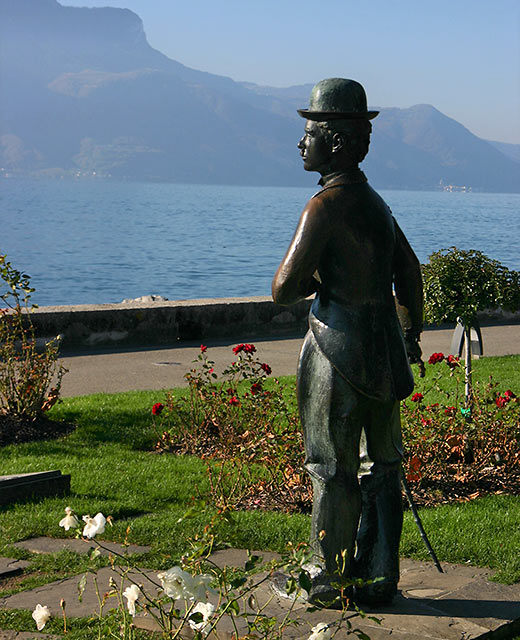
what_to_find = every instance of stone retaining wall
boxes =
[30,296,312,352]
[28,296,520,353]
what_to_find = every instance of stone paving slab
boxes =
[0,472,70,507]
[0,632,60,639]
[202,553,520,640]
[0,566,158,619]
[1,552,519,639]
[0,560,30,579]
[13,536,150,557]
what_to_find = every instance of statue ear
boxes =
[332,133,344,153]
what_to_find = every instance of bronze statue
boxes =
[272,78,423,607]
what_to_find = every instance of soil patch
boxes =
[0,414,76,447]
[409,469,520,508]
[0,572,36,596]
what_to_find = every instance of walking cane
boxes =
[401,355,443,572]
[401,472,443,573]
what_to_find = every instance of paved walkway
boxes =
[58,324,520,397]
[1,540,519,639]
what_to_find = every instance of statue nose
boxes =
[297,137,305,149]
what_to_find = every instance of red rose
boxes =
[250,382,262,395]
[406,456,422,482]
[446,355,460,369]
[243,343,256,354]
[504,389,516,400]
[496,396,508,408]
[152,402,164,416]
[232,344,244,355]
[229,396,240,406]
[261,363,272,375]
[411,392,424,403]
[428,352,444,365]
[200,344,207,353]
[444,406,456,415]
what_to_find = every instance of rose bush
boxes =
[401,353,519,504]
[153,344,309,512]
[46,507,372,639]
[0,255,66,422]
[151,345,519,511]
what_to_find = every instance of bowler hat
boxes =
[297,78,379,121]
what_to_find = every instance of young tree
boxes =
[422,247,520,407]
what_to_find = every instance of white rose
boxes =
[82,512,106,538]
[32,604,51,631]
[59,506,80,531]
[157,566,194,600]
[123,584,140,616]
[308,622,332,640]
[189,601,215,635]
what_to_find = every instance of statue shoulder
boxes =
[303,191,329,217]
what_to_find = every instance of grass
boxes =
[408,354,520,405]
[0,355,519,636]
[0,608,162,639]
[401,494,520,583]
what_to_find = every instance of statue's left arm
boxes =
[392,219,423,365]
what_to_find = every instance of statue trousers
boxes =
[297,329,404,586]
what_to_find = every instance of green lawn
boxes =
[408,354,520,405]
[0,355,519,636]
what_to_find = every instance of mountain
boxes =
[364,105,520,191]
[1,0,519,192]
[487,140,520,163]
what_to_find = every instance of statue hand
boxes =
[405,334,425,377]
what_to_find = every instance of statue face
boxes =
[297,121,332,173]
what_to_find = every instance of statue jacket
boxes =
[272,169,423,402]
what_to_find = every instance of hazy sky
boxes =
[63,0,520,144]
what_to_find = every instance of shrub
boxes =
[422,247,520,406]
[422,247,520,326]
[0,255,66,420]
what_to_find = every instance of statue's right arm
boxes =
[272,199,325,306]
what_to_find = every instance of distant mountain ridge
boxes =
[487,140,520,163]
[1,0,519,191]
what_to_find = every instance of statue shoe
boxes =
[308,581,353,610]
[353,580,397,606]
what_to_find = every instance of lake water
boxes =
[2,178,519,307]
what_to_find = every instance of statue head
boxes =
[297,78,378,173]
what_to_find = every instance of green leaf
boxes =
[229,576,247,589]
[226,599,240,615]
[77,573,88,602]
[245,554,262,571]
[298,570,312,593]
[88,547,101,560]
[285,576,297,595]
[189,612,204,623]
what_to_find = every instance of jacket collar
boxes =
[318,168,367,188]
